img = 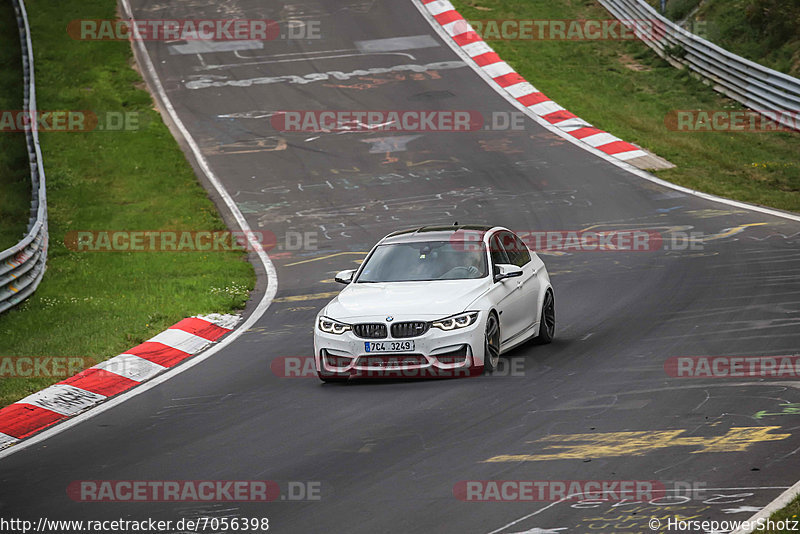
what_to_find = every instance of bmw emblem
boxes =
[386,316,394,322]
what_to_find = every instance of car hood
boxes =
[324,279,489,321]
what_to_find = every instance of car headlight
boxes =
[431,311,479,331]
[318,316,351,335]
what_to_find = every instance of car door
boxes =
[488,232,525,345]
[497,231,540,343]
[508,231,541,332]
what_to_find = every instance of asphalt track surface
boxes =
[2,1,800,533]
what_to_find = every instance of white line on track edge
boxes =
[0,0,279,461]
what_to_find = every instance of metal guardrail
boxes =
[0,0,48,314]
[598,0,800,131]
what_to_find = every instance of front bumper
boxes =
[314,313,485,378]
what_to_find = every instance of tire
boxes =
[536,290,555,344]
[483,311,501,373]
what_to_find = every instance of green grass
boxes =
[0,0,31,251]
[453,0,800,212]
[0,0,255,407]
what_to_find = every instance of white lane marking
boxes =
[185,60,467,89]
[169,40,264,55]
[18,385,106,417]
[0,0,279,461]
[199,51,419,71]
[724,506,762,514]
[354,35,439,53]
[149,329,212,354]
[94,354,166,382]
[219,110,284,119]
[411,0,800,223]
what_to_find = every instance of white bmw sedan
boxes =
[313,225,554,382]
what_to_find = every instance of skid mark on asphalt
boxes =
[483,427,790,462]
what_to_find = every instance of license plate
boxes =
[364,340,415,353]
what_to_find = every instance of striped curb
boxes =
[0,313,239,450]
[422,0,661,165]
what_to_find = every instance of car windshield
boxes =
[356,241,488,282]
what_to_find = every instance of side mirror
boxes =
[334,269,356,284]
[494,263,523,283]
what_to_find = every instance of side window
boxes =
[489,234,509,270]
[512,234,531,266]
[499,231,530,267]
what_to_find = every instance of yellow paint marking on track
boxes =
[684,208,747,219]
[483,426,790,462]
[405,157,460,167]
[693,222,768,242]
[273,291,340,303]
[284,251,367,267]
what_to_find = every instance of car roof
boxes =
[380,225,496,244]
